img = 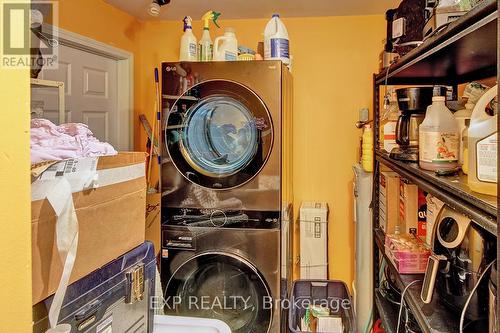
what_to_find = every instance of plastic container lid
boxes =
[432,96,446,102]
[272,13,280,17]
[225,27,235,33]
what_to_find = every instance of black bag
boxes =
[387,0,427,56]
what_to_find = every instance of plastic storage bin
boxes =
[153,315,232,333]
[288,280,355,333]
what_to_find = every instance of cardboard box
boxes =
[31,152,146,305]
[300,202,328,279]
[146,193,161,256]
[379,171,400,234]
[399,179,427,239]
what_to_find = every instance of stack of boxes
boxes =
[379,170,434,274]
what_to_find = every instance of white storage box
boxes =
[300,202,328,279]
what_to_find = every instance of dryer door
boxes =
[165,79,273,190]
[165,252,273,333]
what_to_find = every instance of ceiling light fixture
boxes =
[148,0,171,17]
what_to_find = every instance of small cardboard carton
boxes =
[31,152,147,305]
[379,171,400,234]
[399,179,427,240]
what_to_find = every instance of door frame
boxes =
[41,24,134,150]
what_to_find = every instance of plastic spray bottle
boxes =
[199,11,221,62]
[179,16,197,61]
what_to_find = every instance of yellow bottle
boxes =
[468,85,497,196]
[362,125,374,172]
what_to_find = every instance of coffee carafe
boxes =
[390,87,434,162]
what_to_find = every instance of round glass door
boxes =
[166,80,273,189]
[165,252,273,333]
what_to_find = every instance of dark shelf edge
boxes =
[375,0,498,84]
[375,290,398,333]
[376,151,497,236]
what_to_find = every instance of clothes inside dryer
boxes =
[165,253,273,333]
[181,96,259,177]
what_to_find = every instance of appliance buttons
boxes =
[210,210,227,227]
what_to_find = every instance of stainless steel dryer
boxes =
[160,61,293,333]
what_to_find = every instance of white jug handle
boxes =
[213,36,227,56]
[471,85,497,122]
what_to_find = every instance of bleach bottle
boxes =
[264,14,290,65]
[179,16,197,61]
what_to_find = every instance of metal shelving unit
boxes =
[30,78,65,124]
[372,1,499,332]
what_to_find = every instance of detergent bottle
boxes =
[468,85,498,196]
[213,27,238,61]
[419,96,460,172]
[362,124,374,172]
[179,16,197,61]
[198,11,221,62]
[264,14,290,65]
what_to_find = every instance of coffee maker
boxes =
[422,206,496,329]
[390,87,434,162]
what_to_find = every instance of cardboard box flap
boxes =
[97,152,146,170]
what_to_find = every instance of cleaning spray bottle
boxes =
[198,11,221,62]
[179,16,197,61]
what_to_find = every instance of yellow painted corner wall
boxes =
[136,16,385,285]
[0,1,31,330]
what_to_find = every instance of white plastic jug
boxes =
[419,96,460,171]
[468,85,498,196]
[264,14,290,64]
[213,28,238,61]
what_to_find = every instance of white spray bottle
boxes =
[179,16,197,61]
[198,11,220,62]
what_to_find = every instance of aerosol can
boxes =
[179,16,197,61]
[198,10,221,62]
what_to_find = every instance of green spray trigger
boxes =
[212,11,221,28]
[201,10,221,29]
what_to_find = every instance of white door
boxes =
[32,44,121,148]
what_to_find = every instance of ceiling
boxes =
[104,0,399,21]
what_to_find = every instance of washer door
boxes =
[166,80,273,190]
[165,252,273,333]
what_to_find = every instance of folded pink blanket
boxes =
[31,119,117,164]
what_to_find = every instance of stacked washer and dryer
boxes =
[160,61,293,333]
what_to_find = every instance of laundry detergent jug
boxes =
[264,14,290,65]
[213,28,238,61]
[468,85,498,196]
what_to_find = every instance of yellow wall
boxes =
[136,16,385,284]
[51,3,386,286]
[0,0,32,330]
